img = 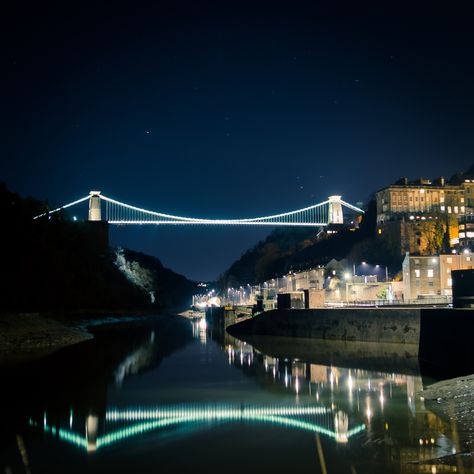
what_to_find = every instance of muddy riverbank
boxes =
[0,313,92,362]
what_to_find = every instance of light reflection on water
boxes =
[1,316,472,473]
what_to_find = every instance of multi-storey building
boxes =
[376,177,473,224]
[402,252,474,300]
[376,176,474,254]
[458,214,474,248]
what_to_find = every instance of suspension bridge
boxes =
[33,191,364,226]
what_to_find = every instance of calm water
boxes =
[0,315,472,473]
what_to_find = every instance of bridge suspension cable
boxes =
[33,191,364,226]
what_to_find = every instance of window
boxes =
[415,269,420,278]
[448,278,452,287]
[454,206,459,213]
[428,281,434,287]
[427,269,434,277]
[416,280,420,287]
[441,205,445,211]
[448,206,452,213]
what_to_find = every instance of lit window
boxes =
[454,206,459,213]
[461,206,465,213]
[448,206,452,213]
[441,205,445,211]
[427,269,434,277]
[415,269,420,278]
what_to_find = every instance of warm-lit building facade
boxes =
[376,178,473,225]
[376,177,474,254]
[402,252,474,299]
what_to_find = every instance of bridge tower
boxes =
[88,191,102,221]
[86,414,98,453]
[328,195,343,224]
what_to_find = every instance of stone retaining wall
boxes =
[228,308,421,344]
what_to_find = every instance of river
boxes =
[0,314,471,473]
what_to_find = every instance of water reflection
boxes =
[30,403,365,453]
[210,327,469,473]
[1,316,472,473]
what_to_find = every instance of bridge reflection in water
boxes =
[30,403,365,453]
[20,318,467,473]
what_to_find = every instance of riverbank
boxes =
[419,375,474,459]
[0,313,93,363]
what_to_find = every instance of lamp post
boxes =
[375,264,389,282]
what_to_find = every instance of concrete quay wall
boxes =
[228,308,421,344]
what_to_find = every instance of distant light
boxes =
[431,258,437,263]
[73,216,77,221]
[464,248,470,254]
[452,250,457,254]
[343,272,351,280]
[362,261,367,265]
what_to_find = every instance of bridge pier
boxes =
[88,191,102,221]
[328,195,343,224]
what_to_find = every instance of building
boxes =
[376,177,473,224]
[458,214,474,249]
[402,252,474,300]
[375,176,474,255]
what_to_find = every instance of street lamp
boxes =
[375,264,389,282]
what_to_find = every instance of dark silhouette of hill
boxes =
[0,183,197,313]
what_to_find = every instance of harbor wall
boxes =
[228,308,421,344]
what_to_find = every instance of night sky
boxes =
[3,2,474,281]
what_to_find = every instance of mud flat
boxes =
[421,375,474,450]
[0,313,92,362]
